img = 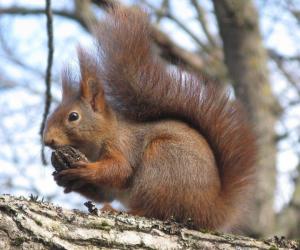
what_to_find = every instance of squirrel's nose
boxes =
[44,138,59,149]
[43,125,61,149]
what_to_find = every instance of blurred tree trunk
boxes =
[212,0,280,237]
[276,169,300,238]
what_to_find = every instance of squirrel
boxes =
[43,6,257,231]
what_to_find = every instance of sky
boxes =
[0,0,299,211]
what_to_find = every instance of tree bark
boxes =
[0,195,298,250]
[212,0,280,237]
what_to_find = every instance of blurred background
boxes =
[0,0,299,238]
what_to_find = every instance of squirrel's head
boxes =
[43,49,114,158]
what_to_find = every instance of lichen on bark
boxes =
[0,195,298,249]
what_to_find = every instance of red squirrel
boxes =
[43,6,256,231]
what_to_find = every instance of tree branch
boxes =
[0,4,206,75]
[0,195,298,249]
[268,49,300,97]
[0,6,90,30]
[190,0,217,48]
[40,0,54,165]
[143,1,210,51]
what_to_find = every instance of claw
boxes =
[53,162,99,192]
[64,187,72,193]
[70,161,87,168]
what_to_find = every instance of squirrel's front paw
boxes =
[53,162,98,192]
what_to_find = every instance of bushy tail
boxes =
[92,6,257,226]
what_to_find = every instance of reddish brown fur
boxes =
[43,6,257,231]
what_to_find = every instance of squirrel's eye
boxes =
[68,112,79,122]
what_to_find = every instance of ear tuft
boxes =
[77,46,106,112]
[61,65,79,101]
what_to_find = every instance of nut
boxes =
[51,146,88,172]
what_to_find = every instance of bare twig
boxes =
[151,27,204,72]
[0,6,90,31]
[155,0,169,23]
[91,0,117,8]
[269,49,300,97]
[0,3,206,75]
[143,1,210,52]
[40,0,54,165]
[190,0,217,47]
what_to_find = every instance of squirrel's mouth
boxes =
[44,143,72,150]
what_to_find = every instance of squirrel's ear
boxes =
[80,78,106,112]
[78,47,106,112]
